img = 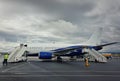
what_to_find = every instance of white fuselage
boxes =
[26,43,76,53]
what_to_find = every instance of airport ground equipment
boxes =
[8,45,27,62]
[102,54,112,59]
[83,48,107,62]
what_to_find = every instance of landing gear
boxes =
[57,56,62,62]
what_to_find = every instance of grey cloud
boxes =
[0,0,119,52]
[0,30,27,42]
[0,0,95,22]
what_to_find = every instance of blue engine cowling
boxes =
[38,52,53,59]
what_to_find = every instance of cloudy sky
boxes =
[0,0,119,52]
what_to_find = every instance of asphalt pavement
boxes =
[0,57,120,81]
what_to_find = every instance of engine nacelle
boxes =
[38,52,53,59]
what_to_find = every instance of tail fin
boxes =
[83,28,103,46]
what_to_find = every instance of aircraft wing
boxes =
[52,42,119,56]
[96,42,119,47]
[52,46,81,56]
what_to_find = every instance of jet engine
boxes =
[38,52,53,59]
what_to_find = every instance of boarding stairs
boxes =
[8,45,27,62]
[83,48,107,63]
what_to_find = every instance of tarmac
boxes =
[0,56,120,81]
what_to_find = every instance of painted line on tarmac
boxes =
[4,70,120,73]
[0,75,120,77]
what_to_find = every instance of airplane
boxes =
[25,28,118,62]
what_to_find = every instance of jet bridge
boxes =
[83,48,107,63]
[8,44,27,62]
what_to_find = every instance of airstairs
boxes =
[83,48,107,63]
[8,44,27,62]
